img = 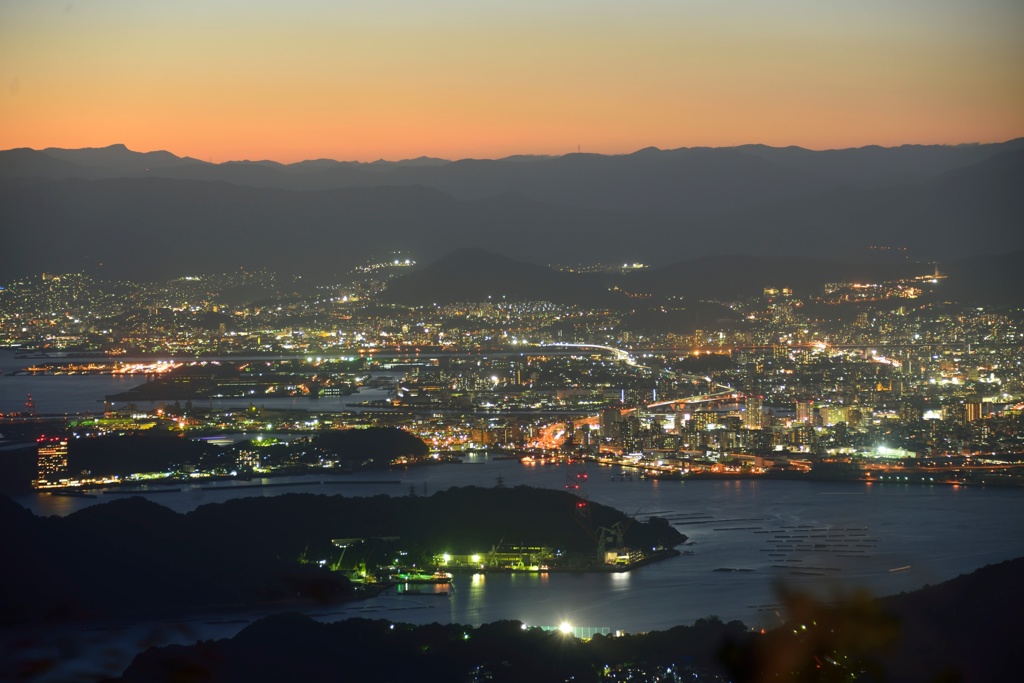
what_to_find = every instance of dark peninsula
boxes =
[2,486,684,625]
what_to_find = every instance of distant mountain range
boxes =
[1,140,1021,280]
[5,140,1022,197]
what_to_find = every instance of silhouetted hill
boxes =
[2,142,1021,279]
[0,445,37,495]
[736,138,1024,185]
[0,147,86,179]
[932,250,1024,305]
[622,303,743,334]
[722,557,1024,682]
[42,143,203,176]
[66,434,218,478]
[875,557,1024,682]
[370,147,825,214]
[310,426,429,467]
[632,251,1024,304]
[111,557,1024,683]
[921,149,1024,254]
[1,493,355,625]
[117,613,746,683]
[379,249,742,325]
[382,249,1024,308]
[185,486,681,560]
[380,248,617,306]
[2,487,681,625]
[380,250,744,331]
[5,139,1022,201]
[660,149,1024,263]
[0,178,634,281]
[629,256,922,299]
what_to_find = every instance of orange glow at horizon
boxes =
[2,1,1022,163]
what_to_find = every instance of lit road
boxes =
[538,342,635,364]
[531,342,739,450]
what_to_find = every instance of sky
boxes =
[2,0,1022,162]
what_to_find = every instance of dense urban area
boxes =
[2,254,1022,493]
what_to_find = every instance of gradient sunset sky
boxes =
[2,0,1022,162]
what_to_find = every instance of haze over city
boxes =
[2,2,1024,682]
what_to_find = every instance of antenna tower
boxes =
[565,455,590,520]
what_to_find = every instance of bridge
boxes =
[537,342,635,364]
[529,342,745,448]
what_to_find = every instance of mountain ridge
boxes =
[4,139,1022,189]
[1,141,1020,281]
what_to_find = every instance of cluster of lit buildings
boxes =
[5,261,1022,487]
[25,335,1023,489]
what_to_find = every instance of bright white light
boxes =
[559,621,573,634]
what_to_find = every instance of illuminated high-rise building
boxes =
[235,449,260,470]
[846,407,864,428]
[823,405,848,426]
[795,400,814,423]
[36,436,68,483]
[963,401,983,424]
[601,408,623,437]
[744,395,763,430]
[691,410,718,432]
